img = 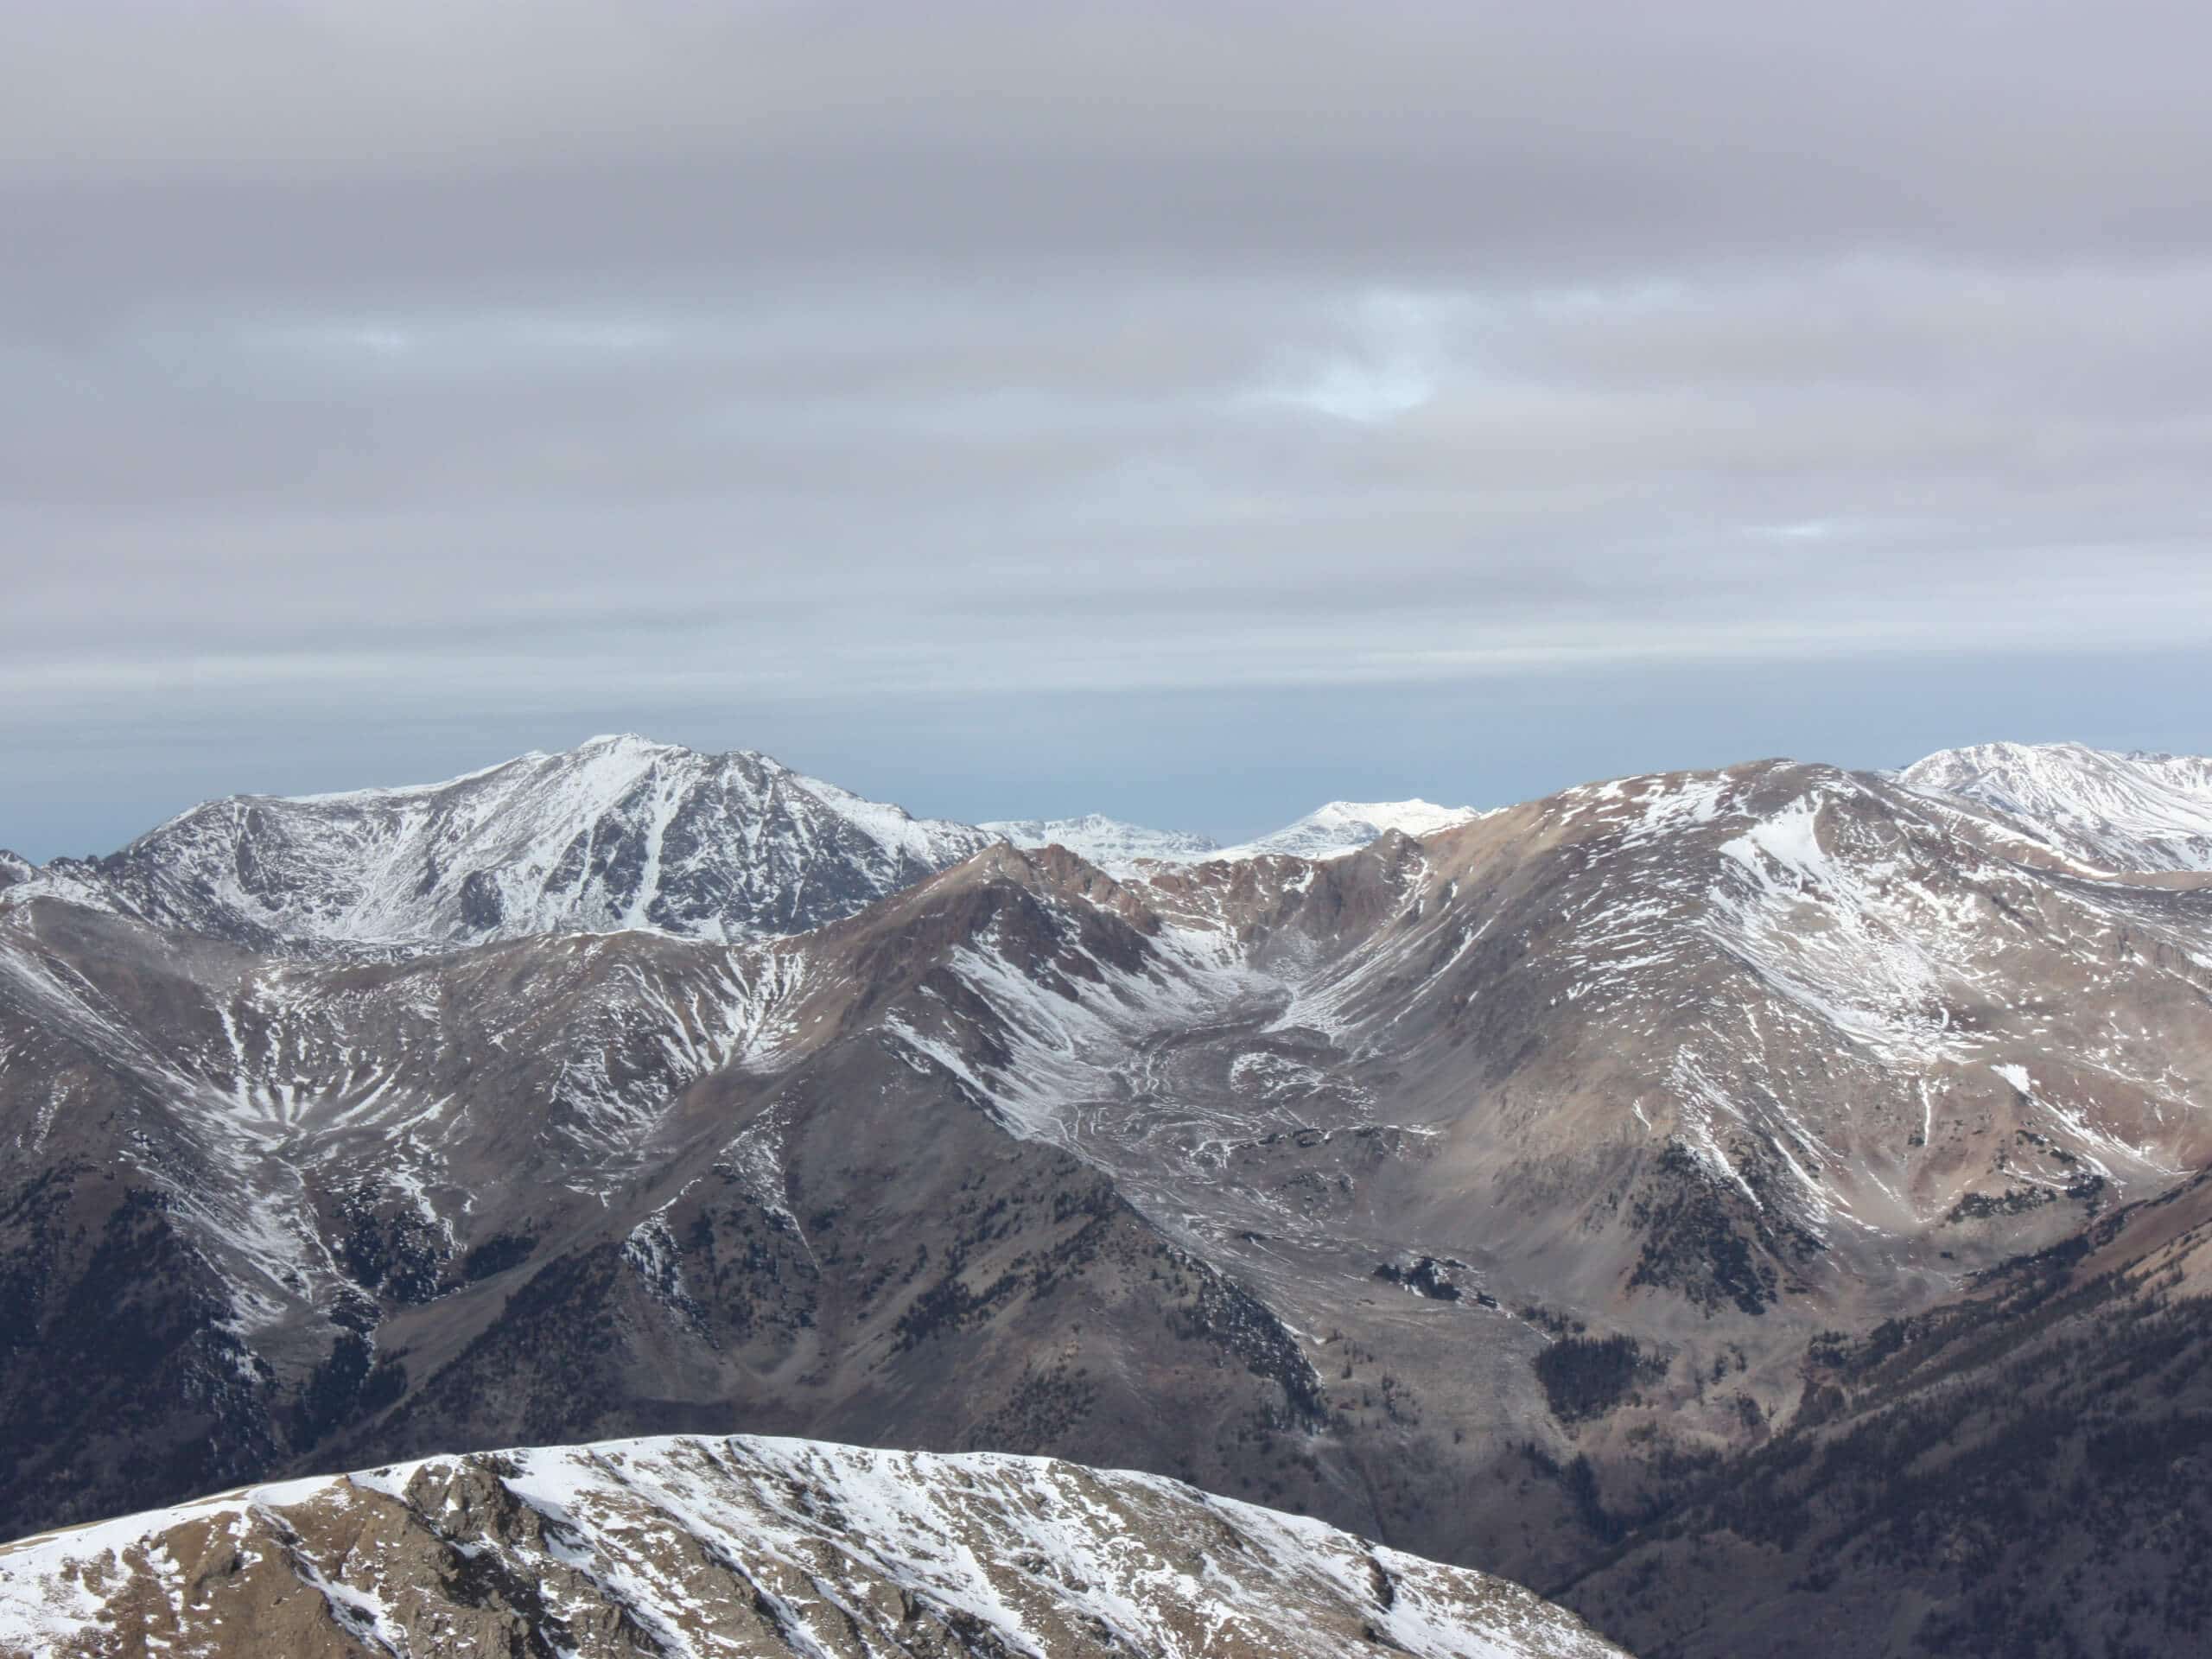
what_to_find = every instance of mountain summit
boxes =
[1214,797,1488,861]
[16,734,994,951]
[8,742,1492,944]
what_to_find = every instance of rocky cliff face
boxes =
[0,1434,1629,1659]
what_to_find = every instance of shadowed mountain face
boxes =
[0,846,1363,1559]
[0,1435,1630,1659]
[1561,1164,2212,1658]
[1,738,2209,1656]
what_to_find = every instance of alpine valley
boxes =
[5,734,2212,1657]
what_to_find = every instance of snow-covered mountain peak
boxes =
[273,732,706,811]
[982,811,1222,871]
[1900,740,2212,872]
[18,737,995,952]
[577,729,670,748]
[988,798,1487,873]
[1217,797,1488,861]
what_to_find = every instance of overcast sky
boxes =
[7,2,2212,858]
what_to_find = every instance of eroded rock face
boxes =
[0,1434,1630,1659]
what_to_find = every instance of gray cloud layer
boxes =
[6,3,2211,855]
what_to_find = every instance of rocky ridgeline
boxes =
[0,1435,1627,1659]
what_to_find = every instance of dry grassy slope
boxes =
[866,760,2212,1586]
[1291,761,2212,1269]
[957,760,2212,1347]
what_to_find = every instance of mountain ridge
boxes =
[19,733,2209,948]
[3,734,2212,1656]
[980,811,1224,868]
[0,1433,1628,1659]
[987,798,1491,872]
[7,734,995,953]
[0,740,1499,947]
[1900,738,2212,874]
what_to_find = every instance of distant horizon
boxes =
[9,664,2205,866]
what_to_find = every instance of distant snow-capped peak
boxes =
[987,798,1485,874]
[1900,740,2212,872]
[16,734,995,951]
[1216,798,1488,862]
[7,734,1494,950]
[981,813,1222,869]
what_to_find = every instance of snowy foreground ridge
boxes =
[0,1434,1627,1659]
